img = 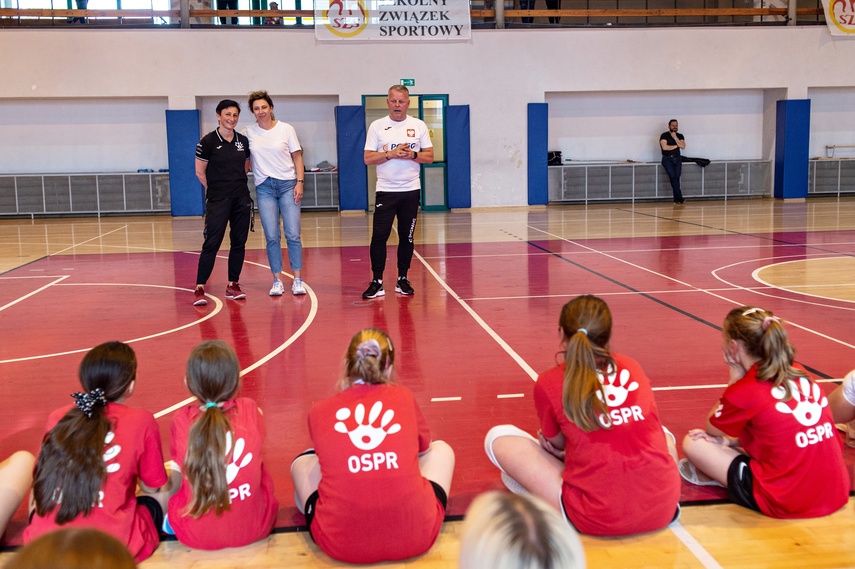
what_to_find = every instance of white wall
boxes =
[1,26,854,206]
[199,96,339,169]
[807,88,855,160]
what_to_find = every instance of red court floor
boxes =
[3,228,855,544]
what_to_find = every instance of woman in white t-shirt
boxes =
[243,91,306,296]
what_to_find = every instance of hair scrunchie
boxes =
[577,328,588,336]
[356,339,381,361]
[761,316,780,331]
[71,388,107,419]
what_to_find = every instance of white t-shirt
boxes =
[242,121,302,186]
[842,369,855,406]
[364,115,432,193]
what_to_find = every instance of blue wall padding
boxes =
[528,103,548,205]
[447,105,471,209]
[165,110,203,216]
[335,106,368,211]
[774,99,810,200]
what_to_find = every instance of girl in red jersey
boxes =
[290,328,455,564]
[25,342,175,563]
[681,307,850,518]
[484,295,681,536]
[165,340,278,549]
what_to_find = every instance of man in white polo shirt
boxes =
[362,85,434,299]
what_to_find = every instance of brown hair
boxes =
[33,342,136,524]
[5,528,137,569]
[723,306,802,397]
[181,340,240,517]
[559,295,615,432]
[247,90,275,121]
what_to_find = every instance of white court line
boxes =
[414,250,538,381]
[497,393,525,399]
[669,522,724,569]
[0,275,69,313]
[530,226,855,357]
[0,283,225,365]
[431,397,462,402]
[51,224,130,256]
[154,271,319,419]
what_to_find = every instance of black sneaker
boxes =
[362,280,385,299]
[395,277,414,295]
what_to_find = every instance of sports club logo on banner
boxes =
[822,0,855,36]
[315,0,471,41]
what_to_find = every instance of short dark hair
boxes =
[216,99,241,114]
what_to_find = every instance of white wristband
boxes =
[842,369,855,406]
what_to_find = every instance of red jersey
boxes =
[167,397,278,549]
[25,403,168,562]
[307,383,444,564]
[534,354,681,536]
[710,363,849,518]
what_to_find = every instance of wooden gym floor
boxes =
[1,197,855,568]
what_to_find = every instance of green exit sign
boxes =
[400,79,415,87]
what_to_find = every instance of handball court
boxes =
[2,198,855,569]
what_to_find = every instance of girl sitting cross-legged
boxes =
[681,307,849,518]
[485,295,681,536]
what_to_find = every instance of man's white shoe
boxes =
[269,280,285,296]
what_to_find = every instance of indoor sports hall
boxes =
[2,199,855,568]
[3,2,855,568]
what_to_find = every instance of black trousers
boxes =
[218,0,238,25]
[196,193,251,285]
[369,190,420,281]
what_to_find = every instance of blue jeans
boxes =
[256,177,302,275]
[661,155,683,203]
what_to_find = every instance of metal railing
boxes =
[0,2,826,28]
[548,159,771,204]
[0,171,339,217]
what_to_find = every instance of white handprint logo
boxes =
[103,431,121,474]
[225,431,252,484]
[335,401,401,451]
[772,377,827,427]
[596,368,639,407]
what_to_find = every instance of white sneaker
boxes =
[292,278,307,296]
[269,280,285,296]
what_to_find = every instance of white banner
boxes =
[314,0,471,42]
[821,0,855,36]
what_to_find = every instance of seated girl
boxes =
[681,307,849,518]
[485,295,680,536]
[290,328,455,564]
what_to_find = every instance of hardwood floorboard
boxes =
[3,197,855,569]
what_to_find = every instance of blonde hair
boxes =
[340,328,395,390]
[558,295,615,431]
[5,528,137,569]
[723,306,802,397]
[181,340,241,517]
[459,491,586,569]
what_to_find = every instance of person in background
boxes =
[264,2,283,25]
[193,99,252,306]
[659,119,686,204]
[243,91,307,297]
[459,491,586,569]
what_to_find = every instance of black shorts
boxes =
[303,480,448,534]
[727,455,761,513]
[137,495,165,533]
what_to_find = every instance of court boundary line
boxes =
[524,228,849,379]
